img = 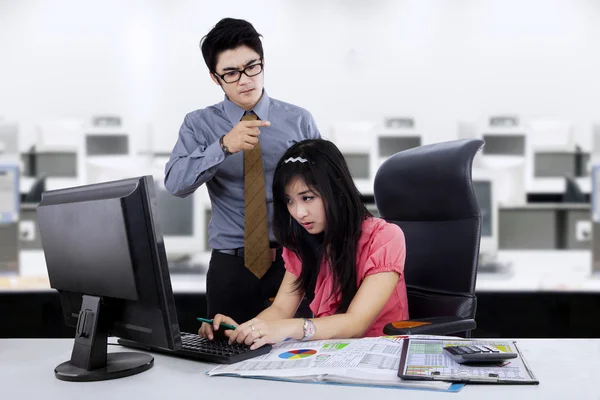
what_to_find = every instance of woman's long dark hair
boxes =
[272,139,371,313]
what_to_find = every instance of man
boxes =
[164,18,320,332]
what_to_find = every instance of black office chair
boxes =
[374,139,484,337]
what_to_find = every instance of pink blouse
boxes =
[283,217,409,337]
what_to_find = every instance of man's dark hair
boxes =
[200,18,264,73]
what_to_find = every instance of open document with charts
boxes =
[398,338,539,384]
[207,336,464,392]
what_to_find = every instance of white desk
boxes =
[1,339,598,399]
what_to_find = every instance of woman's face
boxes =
[284,177,326,235]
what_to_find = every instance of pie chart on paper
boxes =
[278,349,317,359]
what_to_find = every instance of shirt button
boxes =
[215,157,219,161]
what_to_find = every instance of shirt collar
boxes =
[223,89,270,125]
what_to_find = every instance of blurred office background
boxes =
[2,0,600,339]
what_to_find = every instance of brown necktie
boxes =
[242,112,271,279]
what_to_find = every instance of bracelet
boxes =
[301,318,316,341]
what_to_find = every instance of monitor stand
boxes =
[54,295,154,382]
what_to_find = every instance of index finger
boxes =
[213,314,238,330]
[199,322,214,339]
[242,120,270,127]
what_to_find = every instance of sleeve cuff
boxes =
[190,138,226,163]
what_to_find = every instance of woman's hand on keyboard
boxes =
[198,314,238,340]
[227,318,303,350]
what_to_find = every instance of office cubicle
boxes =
[0,164,20,274]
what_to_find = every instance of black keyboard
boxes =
[117,332,272,364]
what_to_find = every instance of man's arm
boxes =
[304,111,321,139]
[164,113,226,198]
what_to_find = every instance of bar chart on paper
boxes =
[321,342,349,351]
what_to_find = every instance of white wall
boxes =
[1,0,599,151]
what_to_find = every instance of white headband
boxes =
[284,157,308,164]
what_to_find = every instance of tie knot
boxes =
[241,112,258,122]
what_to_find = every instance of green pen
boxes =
[197,317,237,330]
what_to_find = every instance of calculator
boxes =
[443,344,518,364]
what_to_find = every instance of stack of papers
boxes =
[207,336,463,392]
[399,338,539,384]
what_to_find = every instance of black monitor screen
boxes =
[473,180,492,237]
[482,134,525,156]
[37,176,181,381]
[343,153,370,179]
[378,136,421,157]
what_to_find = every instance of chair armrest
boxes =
[383,316,476,336]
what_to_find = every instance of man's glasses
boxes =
[214,63,263,84]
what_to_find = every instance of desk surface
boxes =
[2,339,598,399]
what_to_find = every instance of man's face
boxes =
[211,45,264,110]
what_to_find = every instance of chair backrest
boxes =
[374,139,484,321]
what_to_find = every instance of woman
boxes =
[199,139,408,349]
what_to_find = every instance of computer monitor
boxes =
[22,151,78,178]
[0,165,19,274]
[37,176,182,381]
[154,177,208,257]
[329,122,376,194]
[343,152,370,180]
[534,152,588,178]
[481,134,526,156]
[155,184,194,236]
[474,181,493,238]
[0,164,19,223]
[36,152,78,177]
[86,134,129,156]
[471,168,499,257]
[378,136,422,157]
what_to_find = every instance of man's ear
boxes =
[210,72,220,86]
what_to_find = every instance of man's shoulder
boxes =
[184,102,225,122]
[269,97,313,119]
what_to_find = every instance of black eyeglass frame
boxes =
[214,62,264,84]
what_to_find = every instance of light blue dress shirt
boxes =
[164,90,321,250]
